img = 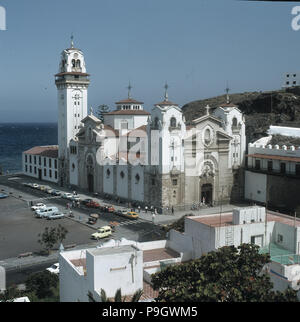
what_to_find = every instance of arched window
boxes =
[204,128,211,145]
[154,117,159,129]
[170,117,177,128]
[135,173,140,183]
[106,169,111,177]
[120,171,125,179]
[72,59,76,67]
[232,117,238,127]
[76,60,81,68]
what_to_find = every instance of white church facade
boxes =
[23,41,246,210]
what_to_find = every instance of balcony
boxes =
[246,166,300,178]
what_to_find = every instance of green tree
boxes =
[95,104,110,121]
[38,226,68,255]
[25,271,58,299]
[0,285,22,302]
[151,243,299,302]
[38,227,57,255]
[56,224,68,244]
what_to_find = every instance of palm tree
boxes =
[88,288,143,302]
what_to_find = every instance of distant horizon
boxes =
[0,84,285,123]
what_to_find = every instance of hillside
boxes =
[182,87,300,143]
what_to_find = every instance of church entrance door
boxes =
[201,184,213,205]
[88,174,94,193]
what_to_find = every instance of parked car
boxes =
[46,188,54,194]
[70,195,81,202]
[51,190,61,196]
[81,198,93,206]
[0,193,9,199]
[115,209,128,217]
[61,193,73,200]
[46,263,59,275]
[38,185,47,191]
[101,205,115,213]
[87,214,99,225]
[86,200,100,208]
[47,213,65,220]
[91,226,112,240]
[32,183,40,189]
[23,182,33,188]
[31,203,47,211]
[123,211,139,220]
[35,206,59,218]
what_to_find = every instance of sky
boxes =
[0,0,300,122]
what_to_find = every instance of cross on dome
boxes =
[205,104,211,115]
[164,82,169,101]
[225,82,230,104]
[71,34,74,48]
[127,82,133,99]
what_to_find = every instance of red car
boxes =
[86,201,101,208]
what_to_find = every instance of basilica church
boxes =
[23,41,246,210]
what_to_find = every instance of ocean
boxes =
[0,123,58,173]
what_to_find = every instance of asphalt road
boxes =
[0,175,166,261]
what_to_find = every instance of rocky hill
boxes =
[182,87,300,143]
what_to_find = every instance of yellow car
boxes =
[91,226,112,240]
[124,211,139,220]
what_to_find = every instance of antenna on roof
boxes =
[164,82,169,101]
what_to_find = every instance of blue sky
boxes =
[0,0,299,122]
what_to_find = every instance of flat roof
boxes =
[143,248,180,263]
[188,211,300,228]
[88,245,138,257]
[247,153,300,163]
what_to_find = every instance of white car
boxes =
[32,183,40,189]
[46,263,59,275]
[31,203,47,211]
[70,195,81,202]
[62,193,73,200]
[35,206,59,218]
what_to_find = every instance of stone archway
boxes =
[201,183,213,205]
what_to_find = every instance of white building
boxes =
[59,240,183,302]
[22,146,59,183]
[245,128,300,212]
[282,72,300,88]
[59,206,300,301]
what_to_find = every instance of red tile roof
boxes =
[155,100,178,107]
[143,248,180,263]
[105,110,150,116]
[115,98,144,105]
[247,153,300,163]
[219,103,238,108]
[23,146,58,158]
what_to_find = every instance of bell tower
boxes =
[55,37,90,186]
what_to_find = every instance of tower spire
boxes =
[71,33,74,48]
[127,82,132,99]
[164,82,169,101]
[225,82,230,104]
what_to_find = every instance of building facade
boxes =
[245,133,300,212]
[52,43,246,209]
[22,146,59,183]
